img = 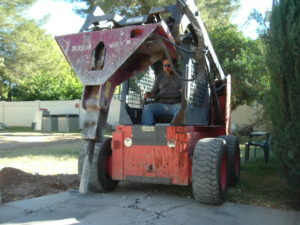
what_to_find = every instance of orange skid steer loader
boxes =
[56,0,240,205]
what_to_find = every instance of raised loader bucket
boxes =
[55,22,177,87]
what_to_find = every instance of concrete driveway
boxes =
[1,189,299,225]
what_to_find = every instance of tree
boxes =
[0,0,36,99]
[210,25,269,109]
[13,43,83,101]
[0,0,82,100]
[13,71,82,101]
[196,0,240,27]
[266,0,300,206]
[68,0,239,27]
[246,9,270,36]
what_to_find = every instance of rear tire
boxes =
[192,138,228,205]
[78,138,119,192]
[219,135,240,187]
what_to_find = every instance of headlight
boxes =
[124,138,132,147]
[167,139,176,148]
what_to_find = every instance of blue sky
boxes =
[26,0,272,38]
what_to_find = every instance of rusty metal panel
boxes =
[56,24,158,86]
[111,125,190,185]
[132,125,167,146]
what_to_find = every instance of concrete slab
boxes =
[0,190,299,225]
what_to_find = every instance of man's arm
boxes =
[144,75,160,98]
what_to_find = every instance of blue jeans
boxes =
[141,103,181,125]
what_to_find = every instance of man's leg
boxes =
[142,103,170,125]
[169,103,181,117]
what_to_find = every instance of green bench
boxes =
[245,132,271,163]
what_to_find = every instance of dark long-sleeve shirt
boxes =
[151,74,182,104]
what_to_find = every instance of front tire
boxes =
[192,138,228,205]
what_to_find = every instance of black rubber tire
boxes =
[192,138,228,205]
[78,138,119,192]
[219,135,241,187]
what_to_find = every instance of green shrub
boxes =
[266,0,300,207]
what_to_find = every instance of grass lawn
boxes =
[0,141,82,175]
[227,145,293,210]
[0,126,82,133]
[1,126,34,132]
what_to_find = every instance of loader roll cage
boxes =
[77,2,228,127]
[56,0,231,137]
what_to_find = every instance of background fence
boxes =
[0,98,260,131]
[0,97,121,129]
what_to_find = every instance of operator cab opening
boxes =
[118,58,211,126]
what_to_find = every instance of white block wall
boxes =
[0,98,121,129]
[0,98,258,131]
[1,101,40,127]
[40,100,80,115]
[0,101,4,125]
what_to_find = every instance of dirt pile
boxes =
[0,167,79,203]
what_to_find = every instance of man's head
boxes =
[163,59,172,74]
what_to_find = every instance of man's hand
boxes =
[144,91,152,99]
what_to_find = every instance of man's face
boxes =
[163,60,172,74]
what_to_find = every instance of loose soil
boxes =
[0,132,81,203]
[0,167,79,203]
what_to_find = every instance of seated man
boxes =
[142,59,182,125]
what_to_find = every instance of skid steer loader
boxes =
[56,0,240,205]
